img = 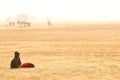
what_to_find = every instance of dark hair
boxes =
[14,51,20,58]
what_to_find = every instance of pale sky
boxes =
[0,0,120,22]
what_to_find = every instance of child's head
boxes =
[14,51,20,58]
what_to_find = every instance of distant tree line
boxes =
[6,14,31,27]
[6,14,53,27]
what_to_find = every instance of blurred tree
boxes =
[47,17,52,26]
[16,14,30,27]
[6,17,15,26]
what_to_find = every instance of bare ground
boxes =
[0,24,120,80]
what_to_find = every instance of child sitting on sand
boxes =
[10,51,35,68]
[10,51,21,68]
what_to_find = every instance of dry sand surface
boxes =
[0,23,120,80]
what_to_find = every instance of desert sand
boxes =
[0,23,120,80]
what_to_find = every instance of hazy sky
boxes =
[0,0,120,22]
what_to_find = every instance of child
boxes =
[10,51,21,68]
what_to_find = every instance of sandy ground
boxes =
[0,24,120,80]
